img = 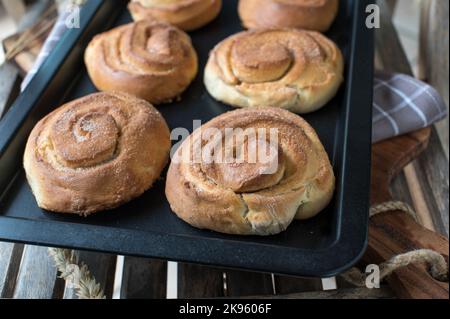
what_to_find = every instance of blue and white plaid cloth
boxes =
[373,72,447,143]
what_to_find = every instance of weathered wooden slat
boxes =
[413,130,449,236]
[0,242,15,297]
[178,263,224,298]
[419,0,449,158]
[120,257,167,299]
[376,0,412,75]
[334,275,357,290]
[377,0,449,236]
[376,0,423,226]
[63,251,117,299]
[52,277,66,299]
[13,245,60,299]
[0,242,24,298]
[384,0,398,14]
[390,171,415,210]
[419,0,449,101]
[376,0,419,226]
[225,270,273,297]
[252,287,395,299]
[274,276,322,295]
[413,0,449,236]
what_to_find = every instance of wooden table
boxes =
[0,0,448,299]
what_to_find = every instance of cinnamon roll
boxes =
[204,28,344,114]
[24,92,171,215]
[238,0,339,32]
[166,107,335,235]
[85,20,198,104]
[129,0,222,31]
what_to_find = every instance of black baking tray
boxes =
[0,0,373,277]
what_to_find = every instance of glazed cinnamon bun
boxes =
[24,92,171,215]
[85,20,198,104]
[166,107,335,235]
[204,28,344,114]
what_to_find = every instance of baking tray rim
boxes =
[0,215,368,277]
[0,0,373,277]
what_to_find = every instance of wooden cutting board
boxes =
[366,127,449,299]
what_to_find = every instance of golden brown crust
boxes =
[128,0,222,31]
[24,92,171,216]
[85,20,198,104]
[238,0,339,32]
[165,107,335,235]
[204,28,344,114]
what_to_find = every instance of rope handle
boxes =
[342,201,449,287]
[370,201,417,220]
[342,249,448,287]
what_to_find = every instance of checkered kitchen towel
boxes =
[20,9,448,143]
[373,72,448,143]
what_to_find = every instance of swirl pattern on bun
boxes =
[24,92,171,215]
[85,20,198,104]
[204,28,344,114]
[166,107,335,235]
